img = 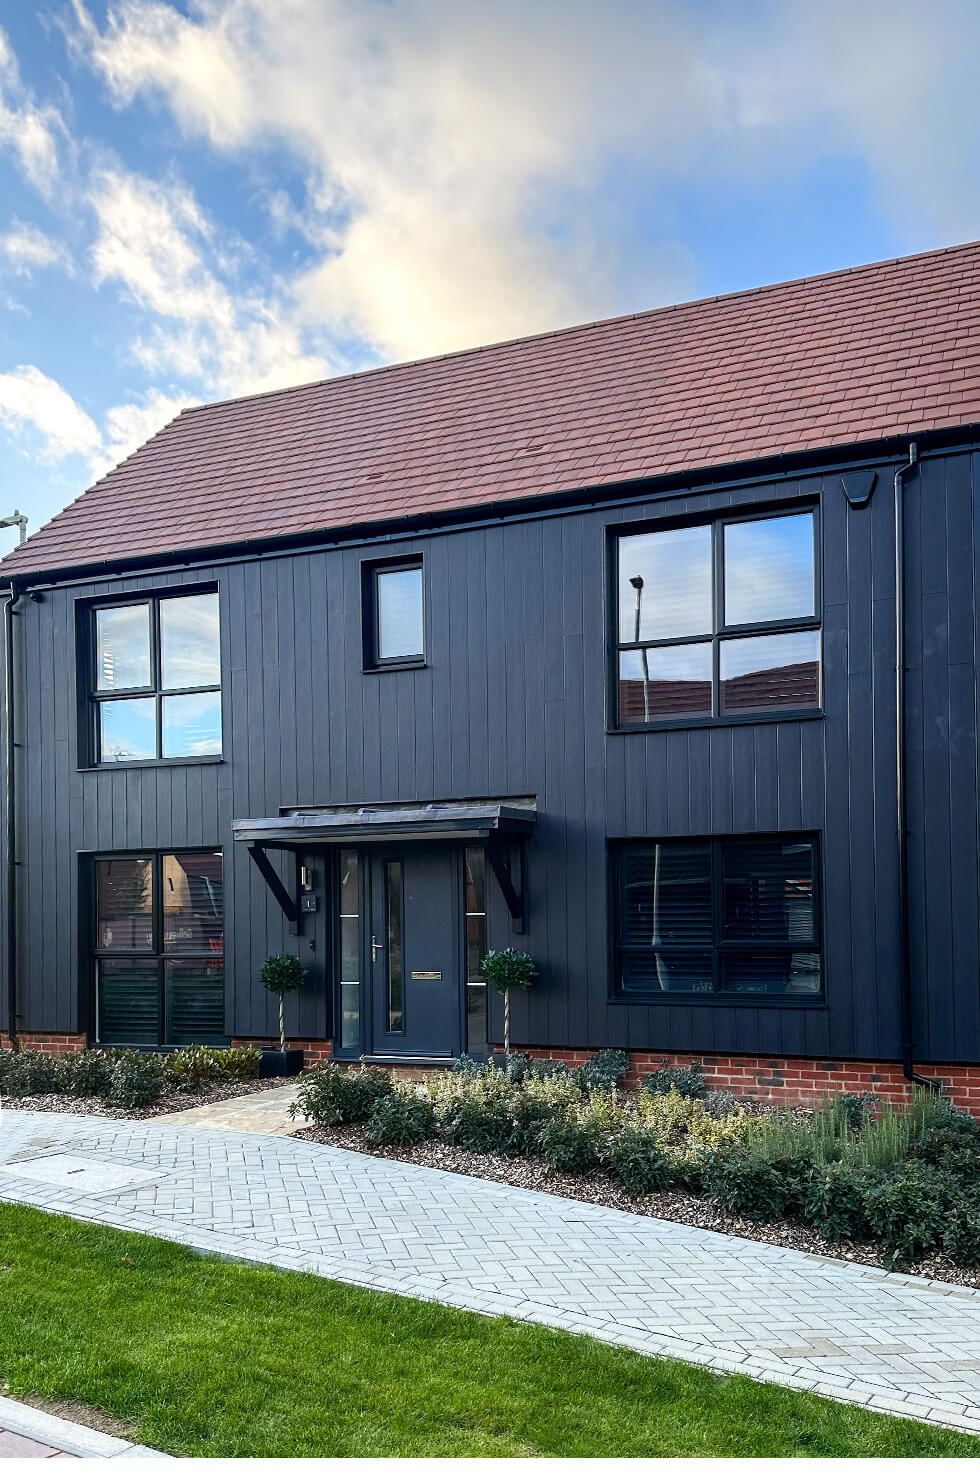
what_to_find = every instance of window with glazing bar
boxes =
[93,851,225,1046]
[89,591,221,762]
[612,835,822,999]
[615,509,820,726]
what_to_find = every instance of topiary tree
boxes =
[260,952,306,1053]
[480,948,536,1057]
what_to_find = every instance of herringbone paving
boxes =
[2,1107,980,1434]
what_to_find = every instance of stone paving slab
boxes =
[2,1108,980,1437]
[150,1083,304,1135]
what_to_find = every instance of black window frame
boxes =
[90,847,226,1048]
[610,833,825,1007]
[361,555,426,671]
[84,586,222,767]
[610,504,822,731]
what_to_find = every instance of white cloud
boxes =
[0,222,74,279]
[89,167,330,395]
[0,28,66,198]
[0,365,190,480]
[74,0,980,368]
[0,365,101,463]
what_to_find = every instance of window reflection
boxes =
[618,525,712,642]
[160,592,221,689]
[376,566,424,661]
[162,691,222,758]
[720,630,820,713]
[724,513,815,627]
[95,604,151,690]
[100,698,157,762]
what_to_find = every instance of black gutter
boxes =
[893,444,936,1090]
[3,579,19,1049]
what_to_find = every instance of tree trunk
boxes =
[279,992,286,1054]
[503,987,511,1056]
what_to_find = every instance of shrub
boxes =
[606,1127,671,1196]
[703,1150,793,1221]
[577,1050,629,1093]
[108,1051,170,1110]
[0,1049,65,1097]
[836,1092,877,1130]
[643,1062,706,1099]
[862,1163,954,1266]
[943,1188,980,1267]
[290,1063,393,1125]
[506,1089,562,1154]
[436,1092,514,1153]
[450,1054,483,1077]
[534,1114,601,1174]
[168,1046,261,1087]
[62,1049,116,1098]
[803,1161,876,1243]
[365,1089,435,1147]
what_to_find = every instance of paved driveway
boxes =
[2,1107,980,1435]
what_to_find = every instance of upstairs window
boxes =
[615,509,819,726]
[613,834,822,1000]
[363,558,425,668]
[90,591,221,763]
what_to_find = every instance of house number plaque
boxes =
[411,970,442,980]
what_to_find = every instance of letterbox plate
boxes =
[411,970,442,980]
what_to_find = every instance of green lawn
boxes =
[0,1202,975,1458]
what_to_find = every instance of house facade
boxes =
[3,242,980,1108]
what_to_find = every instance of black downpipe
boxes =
[893,444,935,1090]
[3,582,19,1050]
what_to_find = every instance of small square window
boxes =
[363,559,425,667]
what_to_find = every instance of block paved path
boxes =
[2,1108,980,1436]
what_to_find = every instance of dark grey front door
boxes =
[368,846,461,1058]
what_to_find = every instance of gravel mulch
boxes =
[295,1120,980,1293]
[2,1077,290,1120]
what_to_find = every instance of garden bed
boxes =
[288,1052,980,1289]
[6,1076,290,1119]
[0,1045,272,1116]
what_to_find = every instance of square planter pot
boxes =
[259,1047,305,1078]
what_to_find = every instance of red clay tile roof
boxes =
[7,240,980,579]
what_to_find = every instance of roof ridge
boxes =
[176,236,980,420]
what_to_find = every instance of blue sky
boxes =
[1,0,979,559]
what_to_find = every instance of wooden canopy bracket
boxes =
[487,832,525,933]
[248,844,303,935]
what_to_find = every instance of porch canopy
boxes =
[233,797,535,929]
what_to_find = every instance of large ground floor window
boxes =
[613,834,822,999]
[93,850,225,1046]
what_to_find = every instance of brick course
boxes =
[0,1032,86,1055]
[523,1047,980,1114]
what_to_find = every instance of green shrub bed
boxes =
[294,1054,980,1271]
[0,1045,262,1111]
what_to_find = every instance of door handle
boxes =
[371,933,383,964]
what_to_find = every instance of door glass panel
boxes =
[724,512,815,626]
[385,859,404,1032]
[165,958,226,1043]
[97,958,161,1045]
[339,849,360,1051]
[720,629,820,712]
[163,851,224,953]
[95,603,151,690]
[160,592,221,689]
[618,525,712,642]
[464,847,487,1055]
[377,567,424,660]
[619,642,712,723]
[161,691,222,758]
[95,857,154,951]
[100,697,157,762]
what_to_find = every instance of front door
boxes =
[368,846,461,1058]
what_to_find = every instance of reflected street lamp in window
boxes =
[629,573,651,723]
